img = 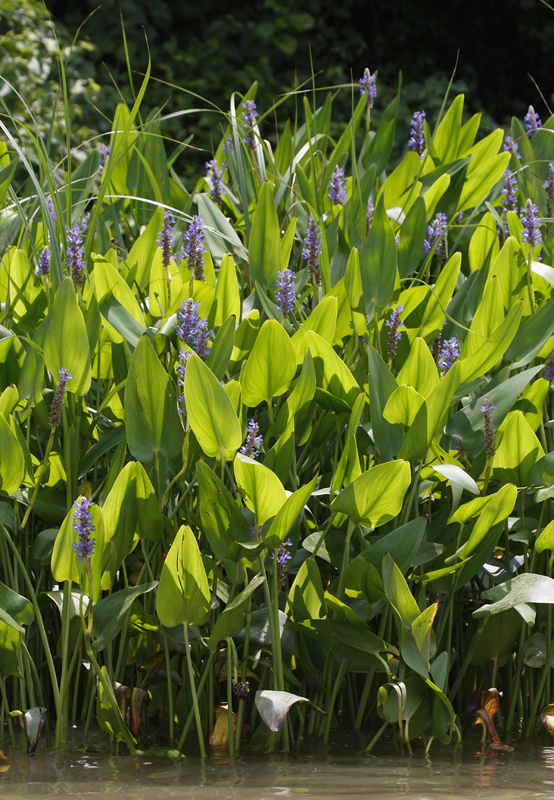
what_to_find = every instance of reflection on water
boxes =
[3,729,554,800]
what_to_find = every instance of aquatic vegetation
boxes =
[2,45,554,762]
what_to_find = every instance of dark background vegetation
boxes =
[3,0,554,177]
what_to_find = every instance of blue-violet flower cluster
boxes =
[366,195,375,235]
[503,136,520,158]
[501,170,518,214]
[386,305,404,361]
[242,101,258,150]
[525,105,542,136]
[328,166,347,206]
[175,298,213,416]
[72,497,96,563]
[276,269,295,317]
[36,247,51,277]
[546,356,554,382]
[272,538,293,587]
[184,215,207,282]
[359,68,377,107]
[545,163,554,214]
[423,212,448,260]
[66,224,86,287]
[47,198,57,222]
[98,145,109,176]
[241,419,263,458]
[481,399,496,459]
[438,337,459,375]
[302,216,322,285]
[206,159,225,205]
[521,199,542,247]
[408,110,426,157]
[49,368,72,428]
[157,210,175,268]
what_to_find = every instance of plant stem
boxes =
[163,630,175,745]
[177,650,215,752]
[183,621,206,756]
[0,521,60,722]
[226,638,235,757]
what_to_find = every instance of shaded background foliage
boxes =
[2,0,554,175]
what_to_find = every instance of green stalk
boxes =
[226,638,235,757]
[22,642,51,748]
[19,428,55,531]
[448,618,486,702]
[272,549,289,752]
[526,242,535,315]
[0,678,15,747]
[235,596,252,752]
[337,520,355,600]
[55,578,72,746]
[373,310,382,357]
[258,553,279,690]
[177,650,215,752]
[0,522,60,721]
[62,403,73,512]
[183,621,206,756]
[164,631,175,745]
[81,625,136,753]
[506,624,528,735]
[364,720,389,753]
[354,607,389,729]
[526,627,554,736]
[323,658,348,742]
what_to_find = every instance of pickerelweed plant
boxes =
[4,38,554,762]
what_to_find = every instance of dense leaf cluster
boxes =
[2,48,554,757]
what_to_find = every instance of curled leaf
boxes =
[255,690,325,732]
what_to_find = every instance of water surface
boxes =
[2,730,554,800]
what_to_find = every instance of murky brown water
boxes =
[3,729,554,800]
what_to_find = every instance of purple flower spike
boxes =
[276,269,295,317]
[546,356,554,382]
[176,350,191,417]
[480,399,497,459]
[176,298,201,345]
[328,165,347,206]
[175,294,213,402]
[501,170,518,214]
[241,419,263,459]
[222,135,234,156]
[385,305,404,361]
[192,318,213,360]
[438,336,459,375]
[48,368,72,428]
[524,105,542,137]
[359,68,377,108]
[408,110,426,157]
[206,159,225,205]
[157,210,175,269]
[521,199,542,247]
[366,195,375,235]
[184,215,207,282]
[271,538,293,588]
[242,100,258,150]
[545,163,554,214]
[47,198,57,223]
[302,216,322,285]
[65,224,85,287]
[98,145,109,176]
[423,212,448,259]
[72,497,96,563]
[36,246,51,277]
[503,136,520,159]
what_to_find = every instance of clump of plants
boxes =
[1,42,554,758]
